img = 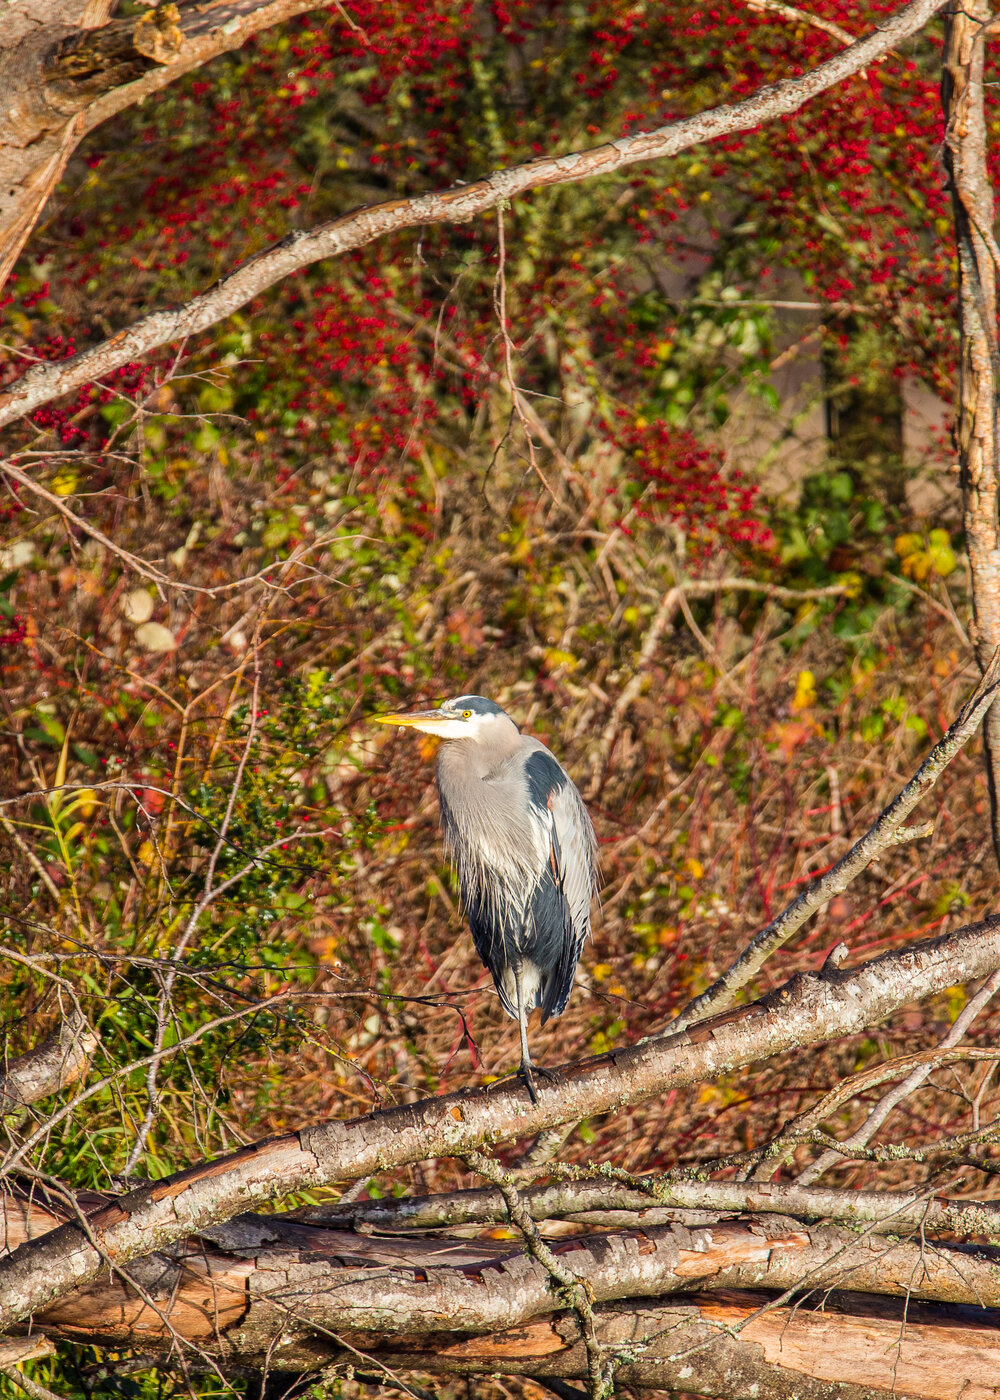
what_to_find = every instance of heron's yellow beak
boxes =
[371,710,458,736]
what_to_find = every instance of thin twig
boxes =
[465,1148,610,1400]
[0,456,353,596]
[795,969,1000,1184]
[671,648,1000,1030]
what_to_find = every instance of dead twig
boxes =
[671,648,1000,1030]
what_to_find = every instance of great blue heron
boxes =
[373,695,598,1101]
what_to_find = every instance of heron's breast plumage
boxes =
[436,732,596,1021]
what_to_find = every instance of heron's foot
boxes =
[519,1058,557,1105]
[484,1062,556,1103]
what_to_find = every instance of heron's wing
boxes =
[523,749,598,1022]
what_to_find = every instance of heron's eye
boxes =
[462,710,472,719]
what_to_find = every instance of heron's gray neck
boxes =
[437,718,521,781]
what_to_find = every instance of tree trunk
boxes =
[942,0,1000,867]
[0,0,333,293]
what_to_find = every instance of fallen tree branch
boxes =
[10,1190,1000,1400]
[7,1182,1000,1366]
[294,1168,1000,1242]
[0,0,949,432]
[2,914,1000,1333]
[365,1291,1000,1399]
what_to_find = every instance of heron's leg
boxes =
[514,966,539,1105]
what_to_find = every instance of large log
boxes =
[2,917,1000,1336]
[3,1184,1000,1400]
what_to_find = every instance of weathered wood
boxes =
[1,916,999,1336]
[3,1184,1000,1398]
[942,0,1000,865]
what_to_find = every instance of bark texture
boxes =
[0,0,950,431]
[0,0,334,292]
[1,916,999,1338]
[368,1292,1000,1399]
[0,1011,98,1116]
[942,0,1000,865]
[6,1189,1000,1397]
[299,1174,1000,1241]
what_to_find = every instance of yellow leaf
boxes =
[51,470,78,496]
[894,533,923,559]
[901,550,931,582]
[544,648,578,672]
[591,963,612,982]
[791,670,817,711]
[838,571,863,599]
[685,858,704,880]
[927,530,957,577]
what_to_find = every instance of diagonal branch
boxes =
[794,967,1000,1183]
[1,913,999,1334]
[0,0,949,433]
[671,648,1000,1029]
[0,1010,98,1116]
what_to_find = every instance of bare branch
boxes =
[0,1010,98,1116]
[942,0,1000,865]
[795,968,1000,1183]
[0,457,353,597]
[465,1149,608,1399]
[1,913,999,1333]
[673,648,1000,1029]
[0,0,949,433]
[298,1172,1000,1241]
[746,0,857,48]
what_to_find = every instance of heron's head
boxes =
[372,694,514,742]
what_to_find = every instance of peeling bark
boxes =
[5,1187,1000,1397]
[367,1292,1000,1399]
[23,1213,1000,1343]
[1,916,999,1338]
[942,0,1000,867]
